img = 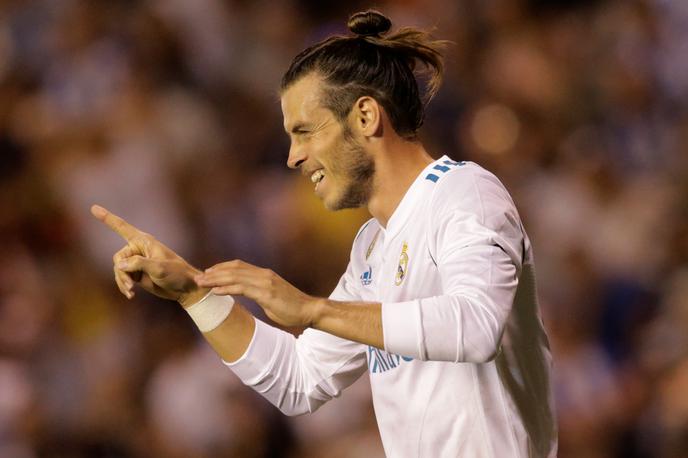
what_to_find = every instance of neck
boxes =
[366,138,434,228]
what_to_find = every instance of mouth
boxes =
[310,169,325,190]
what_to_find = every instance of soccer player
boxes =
[93,10,557,457]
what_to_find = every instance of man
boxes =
[93,10,557,457]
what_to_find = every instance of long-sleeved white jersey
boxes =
[223,157,557,457]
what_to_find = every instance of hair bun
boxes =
[347,10,392,37]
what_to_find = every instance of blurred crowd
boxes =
[0,0,686,456]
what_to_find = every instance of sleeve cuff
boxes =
[223,318,279,385]
[381,299,423,360]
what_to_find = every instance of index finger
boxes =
[91,204,142,241]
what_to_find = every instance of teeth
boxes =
[310,170,325,183]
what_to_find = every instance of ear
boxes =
[351,96,382,138]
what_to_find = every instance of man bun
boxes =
[347,10,392,37]
[282,9,446,140]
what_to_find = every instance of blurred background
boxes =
[0,0,686,456]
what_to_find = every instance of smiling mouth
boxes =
[310,169,325,188]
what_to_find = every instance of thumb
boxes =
[117,255,164,278]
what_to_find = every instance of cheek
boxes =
[317,140,342,169]
[310,126,350,174]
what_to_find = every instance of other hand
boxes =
[195,260,321,328]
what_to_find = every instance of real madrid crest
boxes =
[395,241,409,286]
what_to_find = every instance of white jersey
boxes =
[225,156,557,457]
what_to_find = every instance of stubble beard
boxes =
[326,128,375,211]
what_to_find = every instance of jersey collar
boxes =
[381,155,450,241]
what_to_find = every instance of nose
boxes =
[287,143,307,169]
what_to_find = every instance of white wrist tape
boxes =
[185,291,235,333]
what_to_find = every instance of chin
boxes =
[324,191,368,211]
[325,201,357,211]
[322,197,347,211]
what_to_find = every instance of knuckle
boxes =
[135,236,153,249]
[113,247,127,262]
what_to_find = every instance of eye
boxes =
[293,129,314,142]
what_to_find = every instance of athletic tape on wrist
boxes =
[185,291,235,333]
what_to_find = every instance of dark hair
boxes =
[281,10,446,140]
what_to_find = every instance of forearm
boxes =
[203,302,256,362]
[312,299,384,349]
[191,296,383,363]
[179,289,256,363]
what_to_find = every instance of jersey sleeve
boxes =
[223,242,368,416]
[382,166,524,363]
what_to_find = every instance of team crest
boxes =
[395,242,409,286]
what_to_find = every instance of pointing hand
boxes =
[91,205,203,305]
